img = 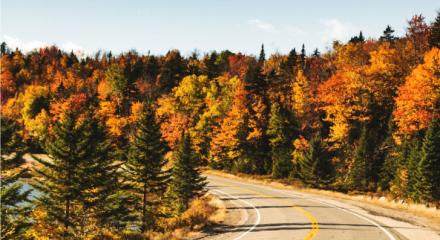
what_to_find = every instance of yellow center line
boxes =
[224,184,319,240]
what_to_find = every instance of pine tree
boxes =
[312,48,320,57]
[378,121,398,191]
[1,117,32,240]
[79,114,133,230]
[390,140,411,198]
[158,50,186,93]
[298,135,332,187]
[167,132,207,214]
[267,102,295,178]
[406,141,421,201]
[286,48,297,70]
[430,11,440,48]
[347,127,371,191]
[379,25,397,42]
[125,103,168,232]
[258,44,265,64]
[349,31,365,43]
[300,44,306,69]
[417,119,440,202]
[33,110,107,238]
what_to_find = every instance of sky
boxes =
[1,0,439,56]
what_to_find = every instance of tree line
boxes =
[1,12,440,239]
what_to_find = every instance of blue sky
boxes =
[1,0,439,56]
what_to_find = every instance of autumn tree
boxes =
[430,11,440,48]
[394,48,440,135]
[406,14,431,63]
[291,69,313,131]
[209,81,249,171]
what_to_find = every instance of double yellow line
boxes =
[228,185,319,240]
[293,204,319,240]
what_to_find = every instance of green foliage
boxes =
[417,119,440,202]
[406,141,422,201]
[167,132,207,215]
[349,31,365,43]
[159,50,186,92]
[429,11,440,48]
[33,110,124,238]
[378,130,398,191]
[106,64,129,99]
[80,115,133,230]
[379,25,397,42]
[267,102,295,178]
[346,127,372,191]
[0,117,32,240]
[298,135,333,187]
[125,103,169,232]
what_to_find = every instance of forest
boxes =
[1,12,440,239]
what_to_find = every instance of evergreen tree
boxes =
[80,114,133,230]
[300,44,306,69]
[406,141,421,201]
[1,117,32,240]
[298,135,332,187]
[202,51,220,79]
[417,119,440,201]
[258,44,266,64]
[283,48,297,75]
[267,102,295,178]
[379,25,397,42]
[33,110,110,238]
[312,48,320,57]
[390,140,411,198]
[106,64,129,114]
[430,11,440,48]
[349,31,365,43]
[347,127,372,191]
[167,132,207,214]
[158,50,186,93]
[378,121,398,191]
[125,104,168,232]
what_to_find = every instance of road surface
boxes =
[202,174,440,240]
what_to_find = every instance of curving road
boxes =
[202,174,440,240]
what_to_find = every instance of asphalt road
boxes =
[202,174,440,240]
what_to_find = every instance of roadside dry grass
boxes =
[144,194,225,240]
[204,169,440,232]
[94,195,225,240]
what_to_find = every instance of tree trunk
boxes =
[141,185,147,232]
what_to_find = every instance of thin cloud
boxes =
[248,19,276,31]
[247,19,306,37]
[283,25,306,36]
[3,35,89,56]
[320,18,357,43]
